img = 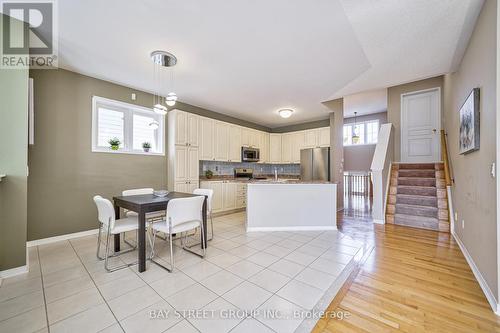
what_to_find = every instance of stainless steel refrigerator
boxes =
[300,147,330,181]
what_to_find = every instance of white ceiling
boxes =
[55,0,483,128]
[343,89,387,119]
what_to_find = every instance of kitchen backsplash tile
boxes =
[199,160,300,177]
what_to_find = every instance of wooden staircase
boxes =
[386,163,450,232]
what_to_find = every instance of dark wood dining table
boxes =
[113,192,208,272]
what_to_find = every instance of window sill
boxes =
[343,143,377,147]
[92,148,165,156]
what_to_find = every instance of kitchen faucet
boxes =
[274,167,278,181]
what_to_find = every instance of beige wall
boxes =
[443,0,497,298]
[387,76,444,161]
[0,15,29,270]
[344,112,387,172]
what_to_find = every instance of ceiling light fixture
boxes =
[149,120,160,130]
[352,111,360,144]
[150,51,178,112]
[278,109,294,119]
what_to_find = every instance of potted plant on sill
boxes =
[108,137,121,151]
[142,142,152,153]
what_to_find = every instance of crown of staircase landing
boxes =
[386,163,450,232]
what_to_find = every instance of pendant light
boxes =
[150,51,177,119]
[352,111,360,144]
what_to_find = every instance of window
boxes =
[343,120,379,146]
[92,96,165,155]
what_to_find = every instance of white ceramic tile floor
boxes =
[0,211,366,333]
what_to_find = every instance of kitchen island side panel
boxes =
[246,183,337,231]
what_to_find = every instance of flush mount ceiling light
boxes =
[278,109,294,119]
[150,51,178,111]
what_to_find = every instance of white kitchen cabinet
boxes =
[175,111,188,145]
[199,117,215,161]
[304,129,318,148]
[175,181,189,193]
[200,181,224,213]
[174,180,198,193]
[318,127,330,147]
[214,121,229,161]
[174,110,199,147]
[258,132,269,163]
[174,145,188,181]
[223,181,237,210]
[187,113,199,147]
[269,134,282,164]
[187,147,199,180]
[292,131,304,163]
[241,128,251,147]
[228,125,241,162]
[281,133,292,163]
[250,130,260,148]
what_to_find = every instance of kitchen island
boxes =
[246,181,337,231]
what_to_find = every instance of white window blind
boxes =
[92,96,164,155]
[133,114,157,151]
[97,108,125,147]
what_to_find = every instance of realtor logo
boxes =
[1,0,58,68]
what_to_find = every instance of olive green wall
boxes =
[443,0,497,299]
[270,119,330,133]
[387,76,444,161]
[0,15,29,270]
[324,98,344,210]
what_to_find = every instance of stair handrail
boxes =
[440,130,453,186]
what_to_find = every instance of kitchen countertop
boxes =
[199,175,334,184]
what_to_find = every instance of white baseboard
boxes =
[0,264,28,279]
[452,230,498,314]
[246,226,337,232]
[27,229,99,247]
[0,248,30,283]
[373,219,385,224]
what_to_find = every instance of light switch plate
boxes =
[491,162,496,178]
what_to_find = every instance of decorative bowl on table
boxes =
[153,190,169,197]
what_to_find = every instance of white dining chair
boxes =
[148,196,206,272]
[122,188,167,242]
[93,195,139,272]
[193,188,214,241]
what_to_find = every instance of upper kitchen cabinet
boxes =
[173,110,198,147]
[318,127,330,147]
[214,121,230,161]
[174,110,188,145]
[241,128,260,148]
[228,125,242,162]
[258,131,269,163]
[291,131,304,163]
[269,134,282,164]
[241,128,251,147]
[187,113,199,147]
[304,129,317,149]
[199,116,215,160]
[281,133,292,163]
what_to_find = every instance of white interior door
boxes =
[401,88,441,163]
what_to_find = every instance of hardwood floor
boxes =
[313,195,500,333]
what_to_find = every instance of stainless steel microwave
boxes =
[241,147,260,162]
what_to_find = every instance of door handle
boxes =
[433,129,437,133]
